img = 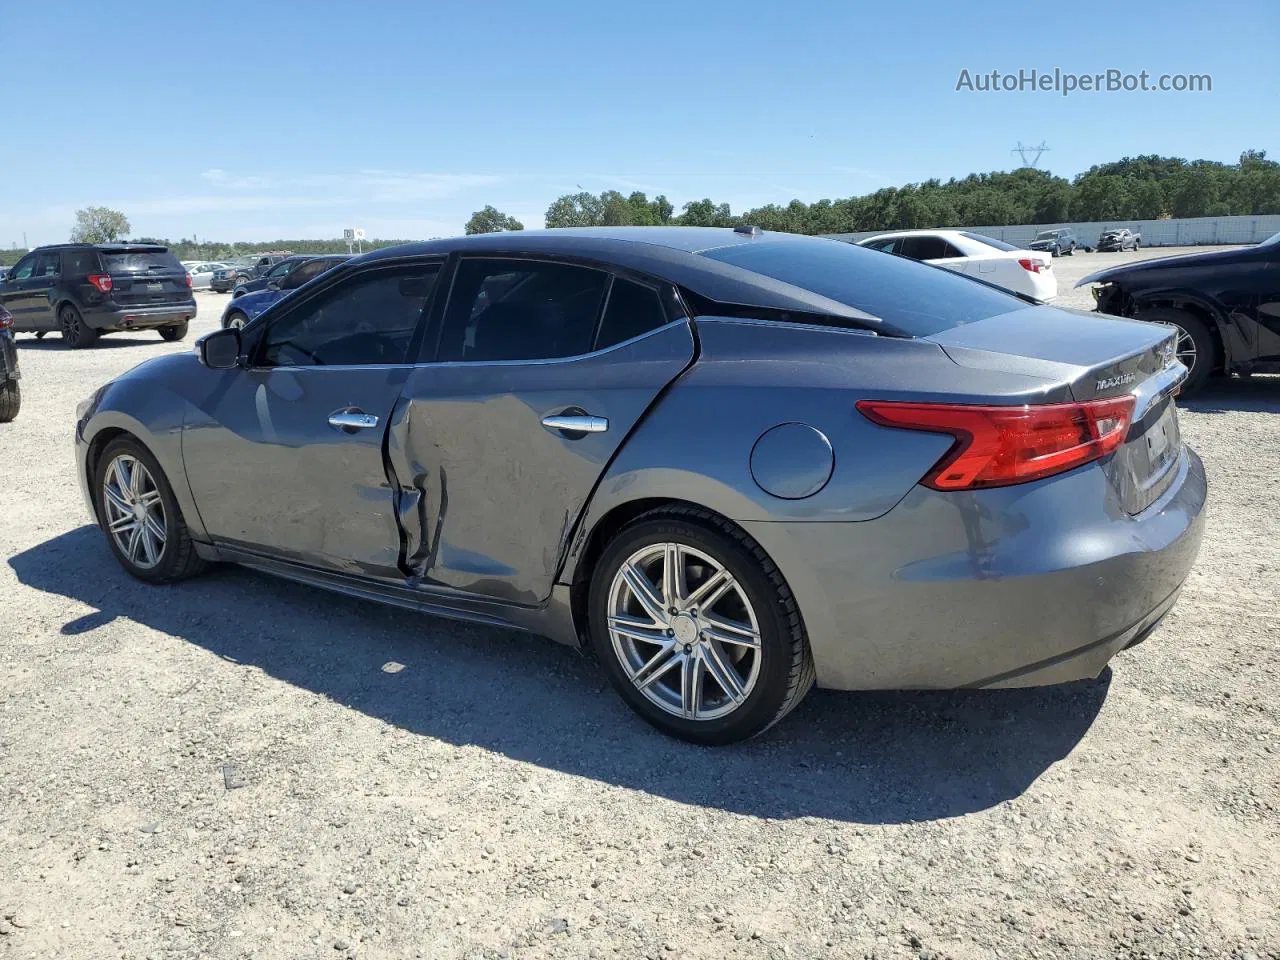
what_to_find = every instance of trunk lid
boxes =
[926,305,1185,513]
[102,247,192,307]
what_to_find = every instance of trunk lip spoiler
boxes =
[1128,360,1188,422]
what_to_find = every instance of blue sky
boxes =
[2,0,1275,246]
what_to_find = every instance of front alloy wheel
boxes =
[101,454,168,570]
[589,508,814,744]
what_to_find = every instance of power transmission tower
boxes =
[1012,141,1051,169]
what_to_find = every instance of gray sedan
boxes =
[73,228,1205,744]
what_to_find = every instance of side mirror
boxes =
[198,327,242,369]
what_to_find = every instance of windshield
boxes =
[1259,231,1280,247]
[960,232,1022,252]
[699,237,1022,337]
[101,250,183,273]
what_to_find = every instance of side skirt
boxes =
[201,542,581,646]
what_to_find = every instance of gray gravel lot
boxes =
[1,247,1277,959]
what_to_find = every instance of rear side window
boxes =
[101,250,183,273]
[596,278,668,350]
[699,237,1023,337]
[63,249,101,276]
[961,232,1021,252]
[899,236,962,260]
[437,259,609,362]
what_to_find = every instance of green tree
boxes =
[70,206,131,243]
[465,205,524,235]
[545,192,605,228]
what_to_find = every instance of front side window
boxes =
[266,259,298,279]
[257,264,440,367]
[437,259,609,362]
[9,255,37,281]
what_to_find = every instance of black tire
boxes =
[93,436,208,584]
[159,322,188,342]
[59,304,100,349]
[0,379,19,423]
[223,310,249,330]
[1137,307,1216,395]
[588,506,815,745]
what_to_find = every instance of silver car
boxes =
[73,228,1205,744]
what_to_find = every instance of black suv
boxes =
[0,303,20,422]
[0,244,196,347]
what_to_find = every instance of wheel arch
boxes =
[1132,291,1229,370]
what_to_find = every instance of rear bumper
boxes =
[85,302,196,332]
[742,446,1206,690]
[209,278,236,291]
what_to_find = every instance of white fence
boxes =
[827,214,1280,248]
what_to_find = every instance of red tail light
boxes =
[88,274,113,293]
[856,396,1136,490]
[184,273,193,288]
[1017,258,1046,273]
[0,307,12,330]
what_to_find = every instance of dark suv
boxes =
[1028,228,1078,257]
[0,244,196,348]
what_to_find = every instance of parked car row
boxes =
[210,253,293,293]
[220,254,350,327]
[182,260,232,290]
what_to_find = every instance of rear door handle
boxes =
[328,410,379,432]
[541,414,608,436]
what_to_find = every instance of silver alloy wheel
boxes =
[607,542,762,721]
[227,314,246,329]
[102,454,167,570]
[1171,323,1198,371]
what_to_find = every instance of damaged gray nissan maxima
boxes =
[74,227,1205,744]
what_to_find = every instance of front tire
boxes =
[0,380,19,422]
[1138,307,1216,395]
[588,507,814,745]
[94,437,207,583]
[59,304,100,349]
[159,322,188,342]
[223,310,249,330]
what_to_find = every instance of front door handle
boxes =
[541,414,608,436]
[328,410,379,432]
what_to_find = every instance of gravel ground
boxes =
[1,248,1277,960]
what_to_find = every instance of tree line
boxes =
[4,150,1276,266]
[465,149,1280,235]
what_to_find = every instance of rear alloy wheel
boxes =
[95,437,207,583]
[59,304,99,349]
[1138,307,1216,395]
[0,379,20,422]
[159,322,188,342]
[589,508,814,744]
[224,311,249,330]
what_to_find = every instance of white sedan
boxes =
[182,261,230,291]
[856,229,1056,301]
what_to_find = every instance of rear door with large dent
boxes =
[387,257,695,606]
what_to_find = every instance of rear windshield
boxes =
[101,250,184,273]
[698,237,1022,336]
[960,232,1022,252]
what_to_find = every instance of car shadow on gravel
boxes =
[1180,375,1280,414]
[16,335,178,351]
[11,526,1111,825]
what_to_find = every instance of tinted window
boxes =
[863,238,898,253]
[101,250,183,273]
[699,237,1022,337]
[33,252,61,278]
[438,259,608,362]
[281,258,337,290]
[63,249,101,276]
[899,236,953,260]
[596,278,668,350]
[258,265,439,367]
[960,232,1022,252]
[266,259,298,279]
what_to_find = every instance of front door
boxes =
[182,260,443,577]
[389,257,696,606]
[0,253,57,332]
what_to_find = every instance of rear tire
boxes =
[159,322,188,342]
[0,380,19,422]
[59,304,99,349]
[1138,307,1215,395]
[94,436,208,583]
[588,506,814,745]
